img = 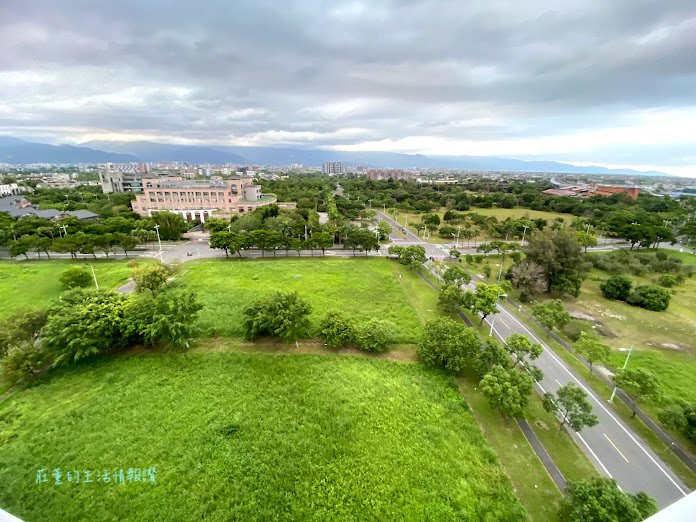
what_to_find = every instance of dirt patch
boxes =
[534,420,549,431]
[647,342,687,352]
[569,311,598,323]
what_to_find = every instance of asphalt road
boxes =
[478,290,689,507]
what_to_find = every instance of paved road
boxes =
[474,285,689,507]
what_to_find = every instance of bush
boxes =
[626,285,671,311]
[318,311,355,348]
[242,291,312,343]
[531,300,570,330]
[659,402,696,443]
[562,319,593,342]
[59,266,93,290]
[600,274,633,301]
[417,318,480,372]
[133,262,174,293]
[0,309,48,357]
[1,341,47,384]
[354,319,395,353]
[657,274,678,288]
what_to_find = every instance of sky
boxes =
[1,0,695,175]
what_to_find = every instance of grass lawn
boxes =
[0,259,142,319]
[0,350,526,521]
[179,257,437,343]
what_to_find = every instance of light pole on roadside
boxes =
[154,224,163,259]
[609,345,634,402]
[89,265,99,289]
[60,224,68,237]
[489,262,506,337]
[456,226,461,248]
[521,224,529,245]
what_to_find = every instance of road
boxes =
[477,288,689,507]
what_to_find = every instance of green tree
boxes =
[473,339,512,378]
[442,265,471,286]
[575,230,598,252]
[626,284,671,311]
[318,311,355,348]
[504,333,542,368]
[575,332,610,373]
[480,365,533,417]
[354,319,396,353]
[311,231,334,254]
[438,284,464,314]
[376,221,391,240]
[0,309,48,357]
[600,274,633,301]
[559,478,657,522]
[242,291,312,342]
[132,262,172,293]
[463,282,504,325]
[417,318,480,372]
[531,299,570,330]
[42,289,129,365]
[525,229,585,296]
[1,341,47,384]
[543,383,598,432]
[613,368,661,416]
[150,211,189,240]
[59,266,93,290]
[658,401,696,443]
[449,247,461,260]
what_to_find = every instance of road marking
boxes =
[555,379,562,386]
[497,304,687,496]
[577,433,614,478]
[499,317,510,329]
[604,433,630,463]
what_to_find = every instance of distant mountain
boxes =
[0,138,136,164]
[84,140,247,164]
[0,136,667,176]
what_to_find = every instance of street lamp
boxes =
[154,224,163,259]
[521,224,529,245]
[609,345,634,402]
[489,292,508,337]
[89,265,99,289]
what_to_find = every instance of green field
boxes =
[179,258,436,343]
[0,260,140,319]
[388,207,571,244]
[0,350,526,521]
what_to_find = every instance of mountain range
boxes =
[0,136,667,176]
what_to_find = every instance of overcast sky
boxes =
[1,0,695,175]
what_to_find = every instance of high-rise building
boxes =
[322,161,345,175]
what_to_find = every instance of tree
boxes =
[525,229,585,297]
[0,309,48,357]
[354,319,395,353]
[42,289,129,365]
[442,265,471,287]
[531,299,570,330]
[505,333,542,368]
[600,274,633,301]
[659,401,696,443]
[1,341,47,384]
[311,231,334,255]
[417,318,480,372]
[150,211,188,240]
[59,266,93,290]
[318,311,355,348]
[626,284,671,311]
[376,221,391,240]
[473,339,512,378]
[449,247,461,260]
[124,286,203,349]
[132,262,172,293]
[613,368,661,416]
[543,383,598,432]
[463,282,504,325]
[575,332,610,373]
[559,478,657,522]
[480,365,533,417]
[114,232,137,256]
[242,291,312,342]
[439,285,466,314]
[575,230,598,252]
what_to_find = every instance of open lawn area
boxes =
[0,350,525,521]
[179,257,438,343]
[0,259,141,319]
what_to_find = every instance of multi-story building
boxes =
[130,177,276,222]
[99,164,148,193]
[322,162,345,175]
[365,169,413,181]
[0,182,22,196]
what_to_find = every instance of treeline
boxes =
[0,263,202,385]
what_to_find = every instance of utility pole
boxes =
[521,224,529,245]
[90,265,99,289]
[60,224,68,236]
[154,224,163,260]
[609,345,634,402]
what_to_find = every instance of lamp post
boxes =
[154,224,163,259]
[456,226,461,248]
[60,224,68,237]
[609,346,633,402]
[521,224,529,245]
[488,262,506,337]
[89,265,99,289]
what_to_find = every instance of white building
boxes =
[0,183,22,196]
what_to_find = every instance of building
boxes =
[130,177,276,222]
[322,162,345,175]
[541,185,640,200]
[99,164,148,193]
[365,169,413,181]
[0,182,22,196]
[0,195,98,220]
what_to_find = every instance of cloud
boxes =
[0,0,695,174]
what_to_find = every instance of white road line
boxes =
[578,432,614,478]
[604,433,630,463]
[555,379,562,386]
[497,304,688,496]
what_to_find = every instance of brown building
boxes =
[541,185,640,200]
[365,169,413,181]
[131,177,276,222]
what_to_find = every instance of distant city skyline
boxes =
[1,1,695,176]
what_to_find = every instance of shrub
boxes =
[600,274,633,301]
[531,300,570,330]
[1,341,47,384]
[242,291,312,343]
[658,401,696,443]
[0,309,48,358]
[626,285,671,311]
[562,319,593,342]
[657,274,678,288]
[417,318,480,372]
[132,262,174,293]
[59,266,93,290]
[354,319,395,353]
[318,311,355,348]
